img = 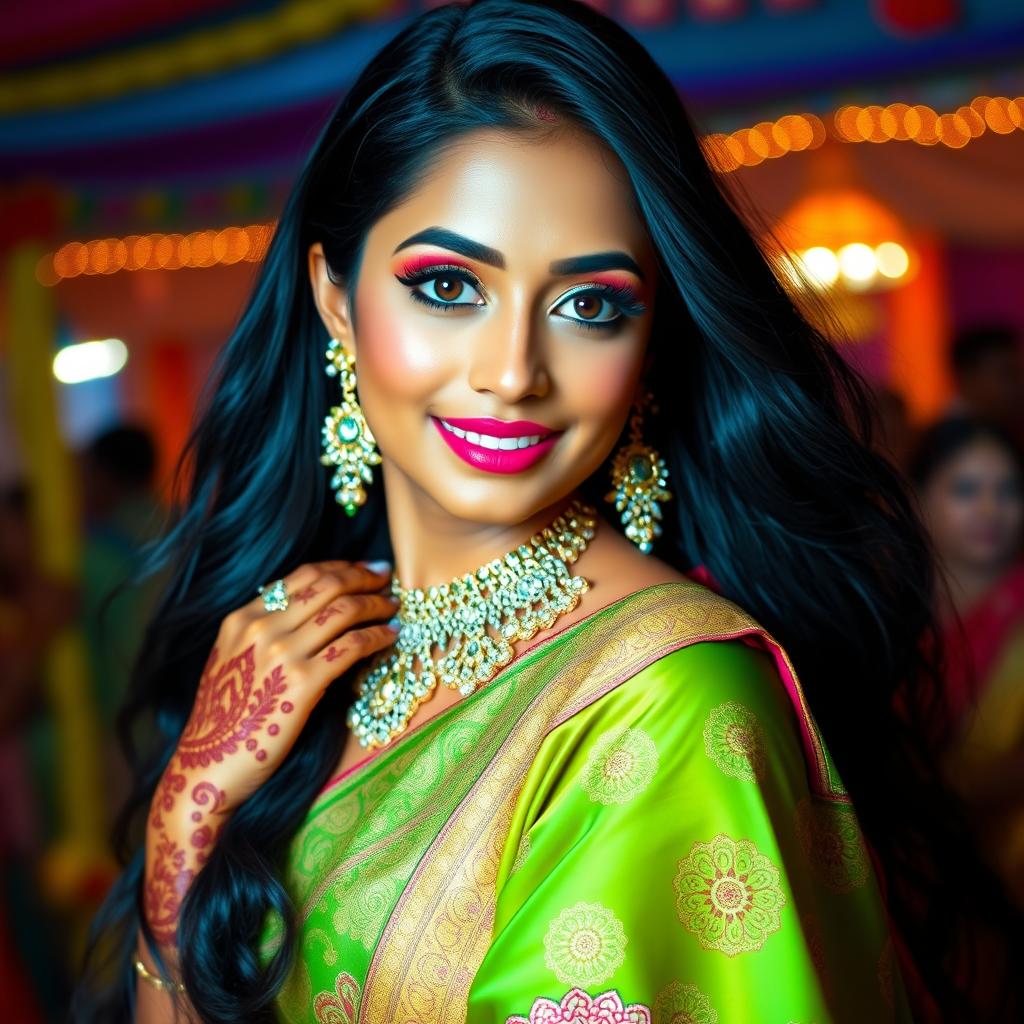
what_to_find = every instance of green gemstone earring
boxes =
[605,390,672,554]
[320,338,381,516]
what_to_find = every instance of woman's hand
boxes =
[143,560,396,945]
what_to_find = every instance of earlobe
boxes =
[308,241,355,352]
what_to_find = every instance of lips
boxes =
[430,415,562,475]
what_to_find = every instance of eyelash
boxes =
[394,265,646,332]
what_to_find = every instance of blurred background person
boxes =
[911,415,1024,907]
[948,325,1024,445]
[870,383,917,474]
[78,424,165,833]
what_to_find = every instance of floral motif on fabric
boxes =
[580,726,659,805]
[702,701,765,782]
[312,971,360,1024]
[795,797,870,894]
[673,833,786,956]
[543,901,628,985]
[653,980,718,1024]
[329,870,399,950]
[506,987,652,1024]
[511,831,532,875]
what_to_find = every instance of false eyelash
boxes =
[396,264,484,312]
[556,282,647,331]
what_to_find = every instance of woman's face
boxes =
[921,439,1024,571]
[310,125,658,527]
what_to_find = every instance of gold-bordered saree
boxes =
[260,579,914,1023]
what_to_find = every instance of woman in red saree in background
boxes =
[912,416,1024,906]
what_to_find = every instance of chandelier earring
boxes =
[320,337,382,516]
[605,389,672,554]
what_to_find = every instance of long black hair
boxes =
[73,1,1020,1020]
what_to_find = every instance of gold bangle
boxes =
[133,956,186,994]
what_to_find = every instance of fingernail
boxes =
[387,615,401,630]
[362,560,392,574]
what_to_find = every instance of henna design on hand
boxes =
[323,644,345,662]
[314,603,345,627]
[144,646,292,942]
[292,585,320,604]
[177,645,288,767]
[144,834,195,945]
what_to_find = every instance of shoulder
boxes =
[551,581,841,800]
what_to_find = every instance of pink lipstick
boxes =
[430,415,562,474]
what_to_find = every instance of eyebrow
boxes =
[393,227,645,281]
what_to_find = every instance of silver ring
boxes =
[257,578,289,612]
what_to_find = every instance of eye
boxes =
[551,283,647,332]
[395,264,485,311]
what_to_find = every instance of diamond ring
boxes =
[257,578,289,612]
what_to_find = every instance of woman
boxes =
[73,2,1019,1022]
[912,416,1024,907]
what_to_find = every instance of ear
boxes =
[307,242,356,355]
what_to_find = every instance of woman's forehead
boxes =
[365,127,652,269]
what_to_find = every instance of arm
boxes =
[466,640,911,1023]
[131,559,397,1021]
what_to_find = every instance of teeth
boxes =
[439,419,547,450]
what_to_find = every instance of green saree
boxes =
[260,580,913,1023]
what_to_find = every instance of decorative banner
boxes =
[0,0,392,116]
[619,0,676,27]
[685,0,748,20]
[872,0,959,35]
[764,0,818,11]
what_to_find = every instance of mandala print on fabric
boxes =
[312,971,360,1024]
[795,797,870,893]
[543,901,628,985]
[673,833,786,956]
[702,701,765,782]
[580,726,660,805]
[653,980,718,1024]
[506,987,652,1024]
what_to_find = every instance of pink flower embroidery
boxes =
[506,987,652,1024]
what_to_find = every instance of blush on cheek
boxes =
[354,281,449,397]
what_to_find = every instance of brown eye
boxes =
[573,295,602,320]
[434,276,464,302]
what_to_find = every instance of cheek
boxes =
[353,280,449,406]
[561,345,644,426]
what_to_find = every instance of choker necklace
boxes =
[348,498,597,750]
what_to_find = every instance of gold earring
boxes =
[320,338,381,516]
[605,390,671,554]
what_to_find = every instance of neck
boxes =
[939,558,1013,619]
[380,462,582,589]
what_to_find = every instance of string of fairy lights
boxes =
[38,94,1024,286]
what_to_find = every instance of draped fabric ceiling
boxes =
[1,0,1022,244]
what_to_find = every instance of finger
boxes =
[245,561,391,620]
[244,563,321,617]
[309,622,400,685]
[295,592,399,655]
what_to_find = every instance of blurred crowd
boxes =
[1,424,163,1021]
[3,326,1024,1020]
[876,323,1024,913]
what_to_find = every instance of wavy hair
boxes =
[73,1,1019,1020]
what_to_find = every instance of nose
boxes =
[467,297,551,404]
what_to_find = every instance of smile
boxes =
[438,418,548,449]
[430,416,562,475]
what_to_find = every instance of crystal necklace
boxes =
[347,498,597,749]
